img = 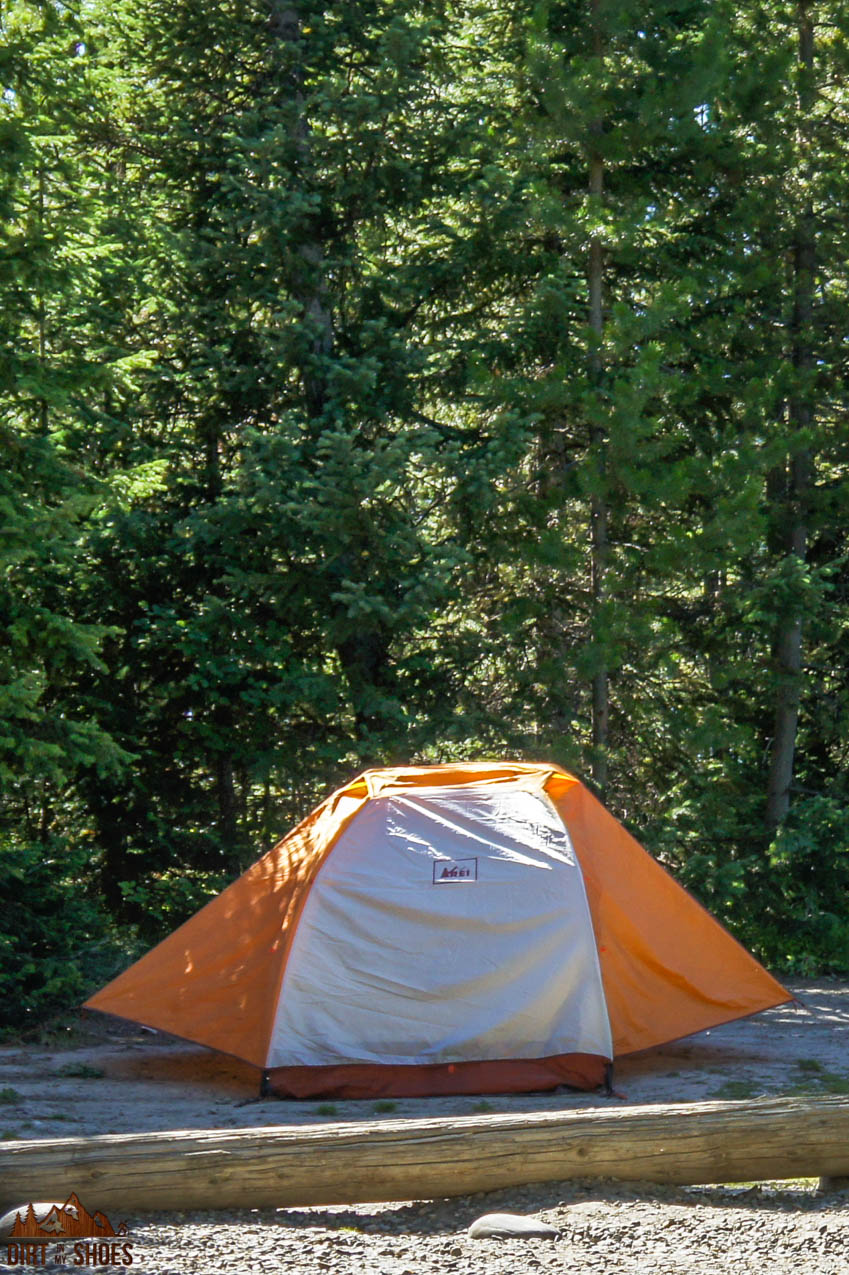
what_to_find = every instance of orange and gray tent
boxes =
[85,763,791,1098]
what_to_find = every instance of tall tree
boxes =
[0,0,142,1024]
[63,0,488,926]
[764,0,817,832]
[586,0,609,793]
[427,0,743,804]
[0,0,131,805]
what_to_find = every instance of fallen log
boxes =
[1,1095,848,1214]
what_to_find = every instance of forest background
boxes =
[2,0,848,1031]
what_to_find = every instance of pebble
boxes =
[468,1211,560,1239]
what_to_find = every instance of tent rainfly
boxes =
[85,763,791,1098]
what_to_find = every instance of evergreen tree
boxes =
[422,0,740,793]
[0,0,130,803]
[0,0,138,1024]
[67,0,484,926]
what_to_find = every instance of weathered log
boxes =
[1,1096,848,1214]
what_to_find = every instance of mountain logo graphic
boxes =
[8,1193,127,1239]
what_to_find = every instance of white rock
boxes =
[0,1203,61,1239]
[468,1211,559,1239]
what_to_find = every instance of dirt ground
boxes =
[1,979,848,1273]
[2,979,848,1137]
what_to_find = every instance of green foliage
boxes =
[0,435,129,790]
[711,1080,761,1101]
[656,791,849,974]
[791,1073,849,1097]
[118,869,230,936]
[51,1062,105,1079]
[0,834,136,1031]
[784,1062,849,1097]
[760,798,849,973]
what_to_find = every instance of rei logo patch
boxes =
[432,857,478,884]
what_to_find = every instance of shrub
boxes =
[0,834,136,1034]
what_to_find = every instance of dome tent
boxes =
[85,763,790,1098]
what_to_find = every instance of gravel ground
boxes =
[95,1179,849,1275]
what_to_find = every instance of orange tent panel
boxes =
[547,774,790,1054]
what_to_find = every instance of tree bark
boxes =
[336,627,393,743]
[3,1096,849,1213]
[265,2,392,751]
[588,0,608,793]
[266,0,334,421]
[37,164,48,435]
[215,748,238,852]
[765,2,815,834]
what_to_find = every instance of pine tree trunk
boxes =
[765,3,815,834]
[588,0,608,793]
[265,1,390,752]
[215,749,239,852]
[37,165,48,434]
[266,0,334,420]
